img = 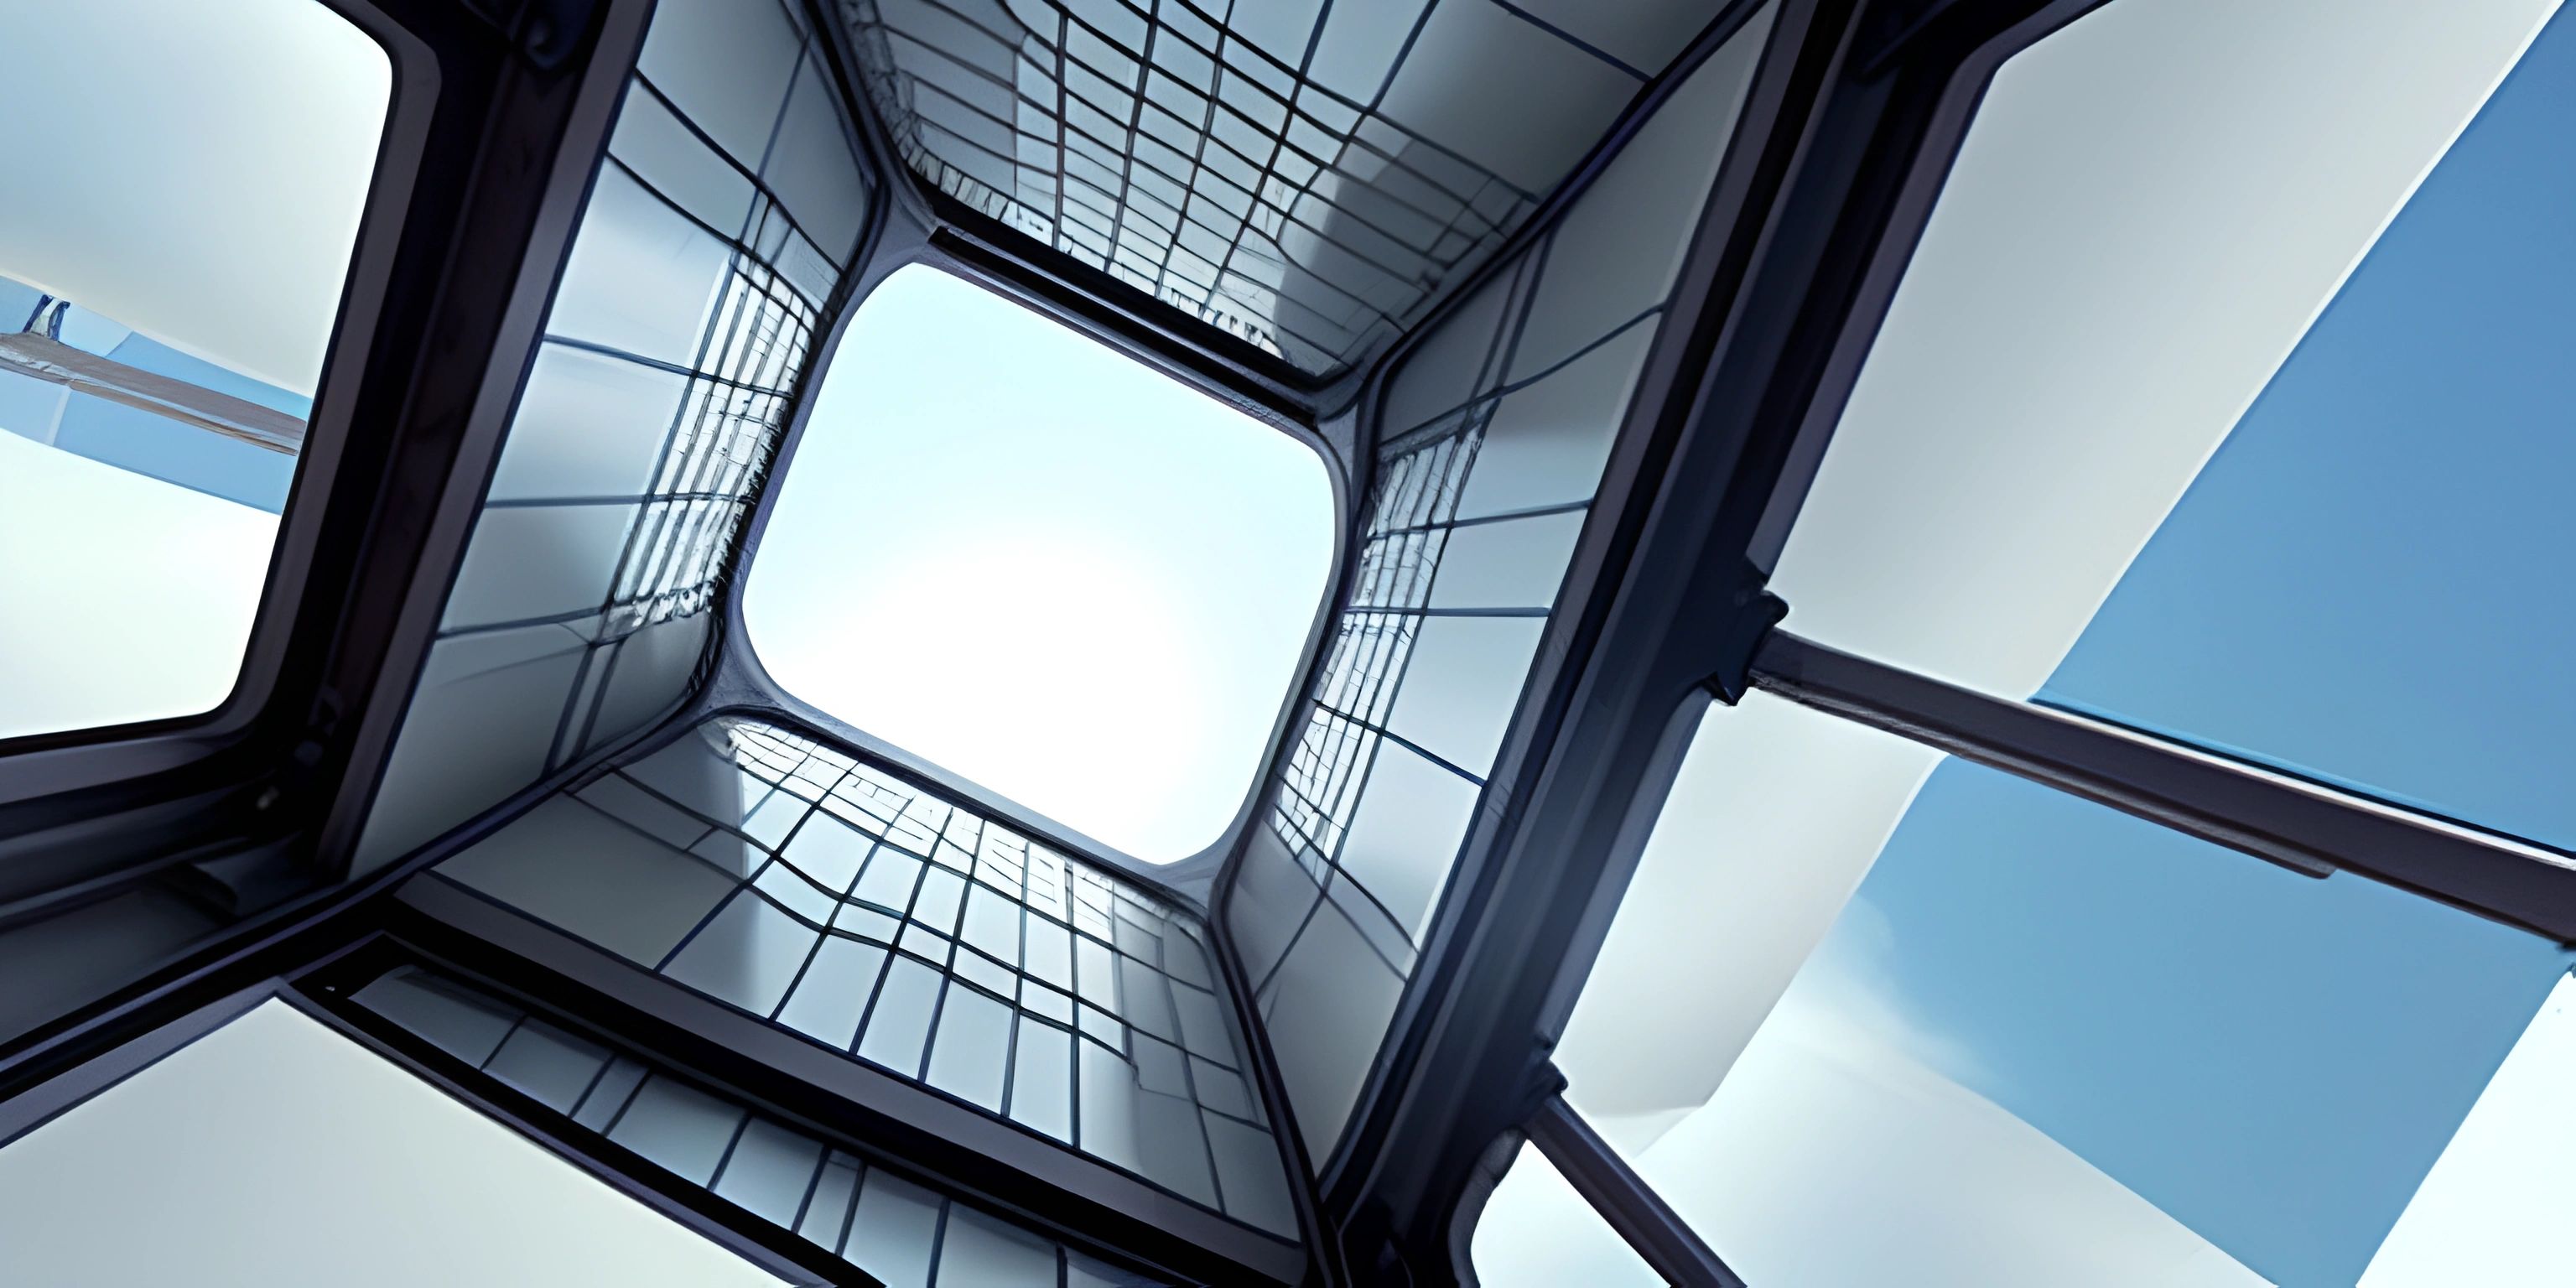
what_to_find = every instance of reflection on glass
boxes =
[1538,692,2570,1286]
[1767,0,2573,845]
[2036,10,2576,848]
[432,716,1298,1235]
[0,0,389,738]
[839,0,1727,375]
[349,965,1180,1286]
[1471,1145,1661,1288]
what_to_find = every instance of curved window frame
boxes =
[0,0,439,787]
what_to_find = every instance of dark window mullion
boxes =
[1521,1093,1742,1288]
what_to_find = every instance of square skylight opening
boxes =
[0,0,392,740]
[745,264,1336,865]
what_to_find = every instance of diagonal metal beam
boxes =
[1524,1093,1745,1288]
[1748,629,2576,943]
[0,330,305,454]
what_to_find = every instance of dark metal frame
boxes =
[395,704,1305,1249]
[0,0,647,1063]
[2,0,1336,1279]
[1748,631,2576,938]
[803,0,1344,422]
[315,0,887,885]
[1522,1093,1743,1288]
[29,1,2569,1285]
[0,1,2103,1284]
[1272,0,2159,1277]
[394,869,1299,1284]
[302,931,1228,1288]
[0,972,843,1286]
[1305,0,1848,1264]
[1353,0,2576,1281]
[0,0,437,792]
[834,0,1592,388]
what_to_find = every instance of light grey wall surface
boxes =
[0,999,789,1287]
[1223,6,1777,1164]
[356,0,873,875]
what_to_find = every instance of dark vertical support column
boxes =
[1523,1095,1743,1288]
[1308,1,2112,1280]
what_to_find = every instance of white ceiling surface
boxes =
[1767,0,2559,697]
[1476,985,2271,1288]
[1561,0,2558,1143]
[0,431,277,739]
[0,0,388,395]
[0,1000,788,1288]
[1529,0,2557,1271]
[2359,972,2576,1286]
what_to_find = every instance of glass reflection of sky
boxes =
[1,276,305,512]
[1819,11,2576,1284]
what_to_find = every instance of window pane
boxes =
[1552,692,2571,1286]
[351,0,868,875]
[1229,6,1776,1161]
[1469,1143,1663,1288]
[744,264,1334,863]
[345,965,1185,1286]
[1766,0,2575,846]
[839,0,1726,374]
[434,716,1296,1231]
[0,0,389,739]
[0,1000,787,1286]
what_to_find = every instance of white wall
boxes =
[2360,973,2576,1286]
[0,431,276,738]
[0,1000,787,1287]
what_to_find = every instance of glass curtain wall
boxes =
[840,0,1748,377]
[1221,3,1777,1163]
[423,715,1300,1237]
[359,0,875,871]
[350,963,1177,1288]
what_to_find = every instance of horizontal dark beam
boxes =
[393,875,1304,1286]
[0,331,304,453]
[1524,1094,1744,1288]
[1748,629,2576,943]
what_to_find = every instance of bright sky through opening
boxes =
[746,266,1334,865]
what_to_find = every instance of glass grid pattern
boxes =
[839,0,1702,377]
[359,0,877,872]
[1254,252,1593,981]
[437,51,849,754]
[592,247,816,639]
[1224,8,1775,1158]
[434,716,1297,1237]
[351,963,1171,1288]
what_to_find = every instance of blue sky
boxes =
[2039,8,2576,850]
[1834,10,2576,1285]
